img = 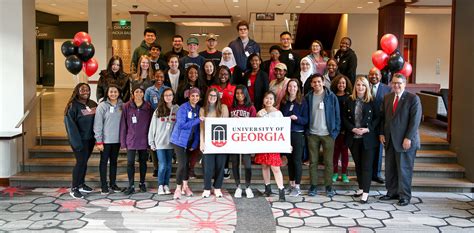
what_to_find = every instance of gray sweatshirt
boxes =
[93,99,123,144]
[148,104,179,150]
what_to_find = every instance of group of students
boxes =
[65,20,406,204]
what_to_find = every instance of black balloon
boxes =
[77,42,95,62]
[381,67,392,84]
[65,55,83,75]
[387,53,405,73]
[61,41,76,57]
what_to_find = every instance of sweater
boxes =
[64,99,98,152]
[229,104,257,118]
[119,100,153,150]
[280,98,309,132]
[93,99,123,144]
[305,87,341,139]
[228,37,261,71]
[148,104,179,150]
[169,102,201,149]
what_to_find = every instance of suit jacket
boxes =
[373,83,392,109]
[380,91,422,152]
[343,98,380,148]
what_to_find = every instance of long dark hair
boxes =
[155,88,176,118]
[232,85,252,108]
[262,91,277,108]
[203,88,223,117]
[64,83,91,116]
[281,78,303,105]
[217,65,231,85]
[103,84,122,102]
[178,64,204,92]
[246,53,262,71]
[202,60,216,80]
[330,74,352,95]
[106,56,124,76]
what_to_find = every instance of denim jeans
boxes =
[156,149,173,186]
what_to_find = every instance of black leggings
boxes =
[288,132,304,184]
[229,154,252,187]
[72,140,95,188]
[127,149,148,187]
[203,154,227,190]
[173,145,189,185]
[350,138,377,193]
[99,143,120,188]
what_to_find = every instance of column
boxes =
[0,0,36,178]
[377,0,406,52]
[449,0,474,181]
[130,11,148,59]
[88,0,112,101]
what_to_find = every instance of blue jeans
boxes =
[156,149,173,186]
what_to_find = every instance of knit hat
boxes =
[189,87,201,96]
[132,83,145,93]
[274,63,287,71]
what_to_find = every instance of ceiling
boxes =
[35,0,452,22]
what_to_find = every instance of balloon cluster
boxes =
[371,34,412,83]
[61,32,98,77]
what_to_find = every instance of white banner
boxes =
[203,117,292,154]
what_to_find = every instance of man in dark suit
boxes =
[369,67,391,184]
[379,73,422,206]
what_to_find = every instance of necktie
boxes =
[393,95,399,113]
[372,85,377,97]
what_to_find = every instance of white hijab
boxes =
[219,47,237,69]
[300,56,314,85]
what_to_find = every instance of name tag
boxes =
[218,92,223,99]
[109,106,114,113]
[288,53,294,60]
[153,95,158,104]
[247,79,252,87]
[289,104,294,111]
[188,111,193,119]
[132,116,137,124]
[319,102,324,110]
[245,51,250,57]
[166,122,171,130]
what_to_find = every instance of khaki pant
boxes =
[307,134,335,187]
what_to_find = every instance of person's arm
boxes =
[148,115,157,151]
[119,104,128,149]
[249,106,257,117]
[64,105,83,152]
[342,100,355,132]
[405,95,422,141]
[294,100,309,126]
[199,108,205,152]
[93,103,105,145]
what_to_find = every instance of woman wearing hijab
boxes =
[220,47,243,85]
[295,57,315,96]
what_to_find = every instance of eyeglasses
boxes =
[391,82,404,85]
[209,94,218,97]
[164,94,174,97]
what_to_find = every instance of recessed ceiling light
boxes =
[166,0,171,2]
[50,3,56,6]
[367,1,374,3]
[173,4,178,7]
[406,11,411,13]
[234,5,239,8]
[112,4,117,7]
[233,0,239,2]
[299,0,305,3]
[153,14,158,16]
[357,6,363,9]
[295,5,301,8]
[79,12,85,14]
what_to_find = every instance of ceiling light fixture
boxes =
[299,0,306,3]
[367,1,374,3]
[296,5,301,8]
[406,11,411,13]
[357,6,363,9]
[233,0,239,2]
[234,5,239,8]
[173,4,179,7]
[112,4,117,7]
[171,15,232,27]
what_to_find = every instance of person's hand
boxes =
[200,144,205,153]
[379,135,386,144]
[96,144,104,151]
[257,109,267,117]
[189,148,194,151]
[200,116,205,121]
[352,128,363,136]
[150,145,156,151]
[290,115,298,121]
[403,138,412,150]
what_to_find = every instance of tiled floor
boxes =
[0,187,472,232]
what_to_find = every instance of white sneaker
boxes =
[214,189,223,198]
[164,185,171,195]
[234,187,242,198]
[157,185,165,195]
[202,190,211,198]
[245,187,254,198]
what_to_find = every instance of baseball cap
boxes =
[206,33,218,41]
[274,63,287,71]
[187,37,199,45]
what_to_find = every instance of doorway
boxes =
[403,35,417,83]
[37,39,55,86]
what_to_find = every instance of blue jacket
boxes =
[228,37,261,71]
[170,102,201,149]
[280,98,309,132]
[305,87,340,139]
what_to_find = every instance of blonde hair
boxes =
[350,75,373,103]
[132,55,154,81]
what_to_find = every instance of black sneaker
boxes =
[152,169,158,177]
[110,184,122,192]
[101,186,110,195]
[326,186,336,198]
[70,188,84,199]
[139,183,147,192]
[79,184,93,193]
[223,169,231,180]
[308,185,317,196]
[124,187,135,195]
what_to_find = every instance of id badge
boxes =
[247,79,251,87]
[289,104,294,111]
[245,51,250,57]
[153,95,158,104]
[188,111,193,119]
[289,53,294,60]
[218,92,223,99]
[166,122,171,130]
[132,116,137,124]
[109,106,114,113]
[319,102,324,110]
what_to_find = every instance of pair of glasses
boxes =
[209,94,218,97]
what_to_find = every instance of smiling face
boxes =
[172,37,183,50]
[208,91,218,105]
[288,80,298,97]
[391,76,406,95]
[144,32,156,45]
[222,51,232,62]
[204,62,214,76]
[311,76,324,93]
[149,47,160,59]
[111,59,120,73]
[238,25,249,38]
[107,87,119,101]
[250,56,261,70]
[263,93,275,107]
[133,88,144,100]
[355,80,367,97]
[187,43,198,53]
[188,68,199,83]
[337,78,347,92]
[189,92,200,105]
[219,68,230,84]
[235,88,245,104]
[274,68,286,80]
[340,38,351,52]
[311,42,321,55]
[168,57,179,70]
[368,68,381,85]
[327,60,338,74]
[270,49,280,61]
[140,58,150,71]
[78,84,90,101]
[280,34,292,49]
[155,71,165,86]
[301,59,311,72]
[163,89,174,104]
[206,39,217,50]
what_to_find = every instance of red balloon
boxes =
[398,62,412,77]
[372,50,389,70]
[73,32,92,46]
[82,58,98,77]
[380,34,398,54]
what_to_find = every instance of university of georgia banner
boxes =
[203,117,292,154]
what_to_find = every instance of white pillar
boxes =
[0,0,36,177]
[88,0,112,102]
[130,11,148,59]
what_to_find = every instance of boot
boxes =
[264,184,274,197]
[278,188,286,202]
